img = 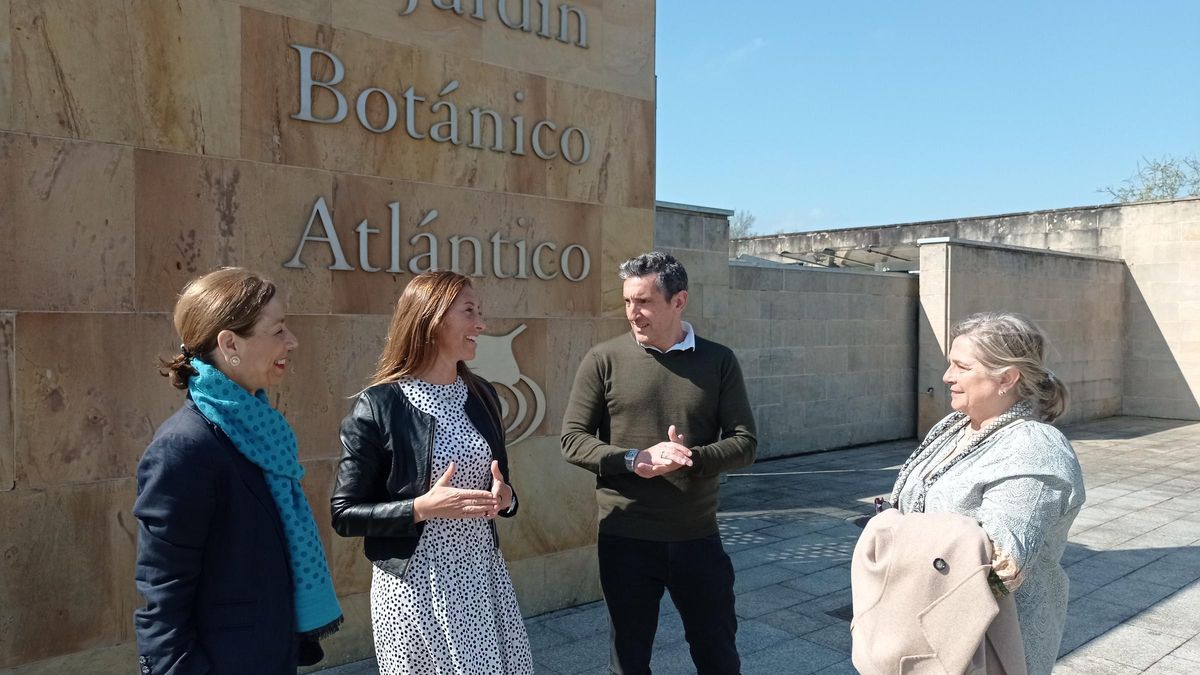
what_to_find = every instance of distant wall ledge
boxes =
[731,257,912,277]
[915,237,1125,264]
[654,200,734,217]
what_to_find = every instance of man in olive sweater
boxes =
[562,251,757,675]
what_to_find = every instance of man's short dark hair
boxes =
[618,251,689,299]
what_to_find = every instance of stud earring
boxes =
[998,389,1006,396]
[230,356,241,367]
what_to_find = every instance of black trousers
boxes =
[598,532,740,675]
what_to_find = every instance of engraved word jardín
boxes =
[398,0,588,48]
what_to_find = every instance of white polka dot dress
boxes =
[370,377,533,675]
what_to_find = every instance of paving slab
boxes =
[738,637,844,674]
[1141,654,1200,675]
[1068,624,1190,670]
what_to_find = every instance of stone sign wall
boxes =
[0,1,655,671]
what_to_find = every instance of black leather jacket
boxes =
[330,378,517,579]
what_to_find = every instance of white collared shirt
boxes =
[640,321,696,353]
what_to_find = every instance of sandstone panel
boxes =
[14,313,177,487]
[465,192,603,318]
[478,0,603,95]
[507,544,600,617]
[331,0,654,101]
[0,313,12,490]
[10,0,239,154]
[543,317,628,444]
[0,133,134,311]
[0,642,135,675]
[415,48,551,198]
[599,207,655,316]
[597,0,655,101]
[0,3,11,131]
[331,0,485,61]
[239,0,332,25]
[328,516,374,602]
[299,457,337,566]
[544,78,654,208]
[495,435,597,560]
[12,1,142,142]
[274,314,389,462]
[0,479,138,668]
[323,174,417,315]
[134,149,336,314]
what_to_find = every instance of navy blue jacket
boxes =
[133,400,302,675]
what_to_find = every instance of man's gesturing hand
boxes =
[633,425,693,478]
[413,462,499,522]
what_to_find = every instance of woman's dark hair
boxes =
[160,268,277,389]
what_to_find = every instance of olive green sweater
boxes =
[561,332,757,541]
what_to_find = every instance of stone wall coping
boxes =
[915,237,1126,264]
[655,200,734,217]
[730,257,913,278]
[733,195,1200,243]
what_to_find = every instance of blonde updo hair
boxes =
[159,268,277,389]
[952,312,1069,422]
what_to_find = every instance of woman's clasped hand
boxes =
[413,461,507,521]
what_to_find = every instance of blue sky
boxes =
[655,2,1200,233]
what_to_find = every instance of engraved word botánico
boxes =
[291,45,592,165]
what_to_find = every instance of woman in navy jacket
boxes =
[133,268,341,674]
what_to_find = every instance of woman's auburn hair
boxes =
[367,270,476,389]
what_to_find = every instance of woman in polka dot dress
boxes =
[331,271,533,675]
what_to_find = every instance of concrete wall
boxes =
[735,199,1200,422]
[0,1,655,671]
[655,205,919,460]
[731,203,1129,262]
[917,239,1126,434]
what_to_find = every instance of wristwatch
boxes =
[624,448,640,472]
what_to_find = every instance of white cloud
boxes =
[717,37,766,72]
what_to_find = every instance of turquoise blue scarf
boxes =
[187,359,342,637]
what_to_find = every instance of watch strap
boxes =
[624,448,639,473]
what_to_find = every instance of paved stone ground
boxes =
[318,415,1200,674]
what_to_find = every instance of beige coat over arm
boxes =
[851,509,1027,675]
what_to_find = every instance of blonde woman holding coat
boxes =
[886,313,1085,675]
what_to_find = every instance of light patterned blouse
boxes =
[891,406,1085,675]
